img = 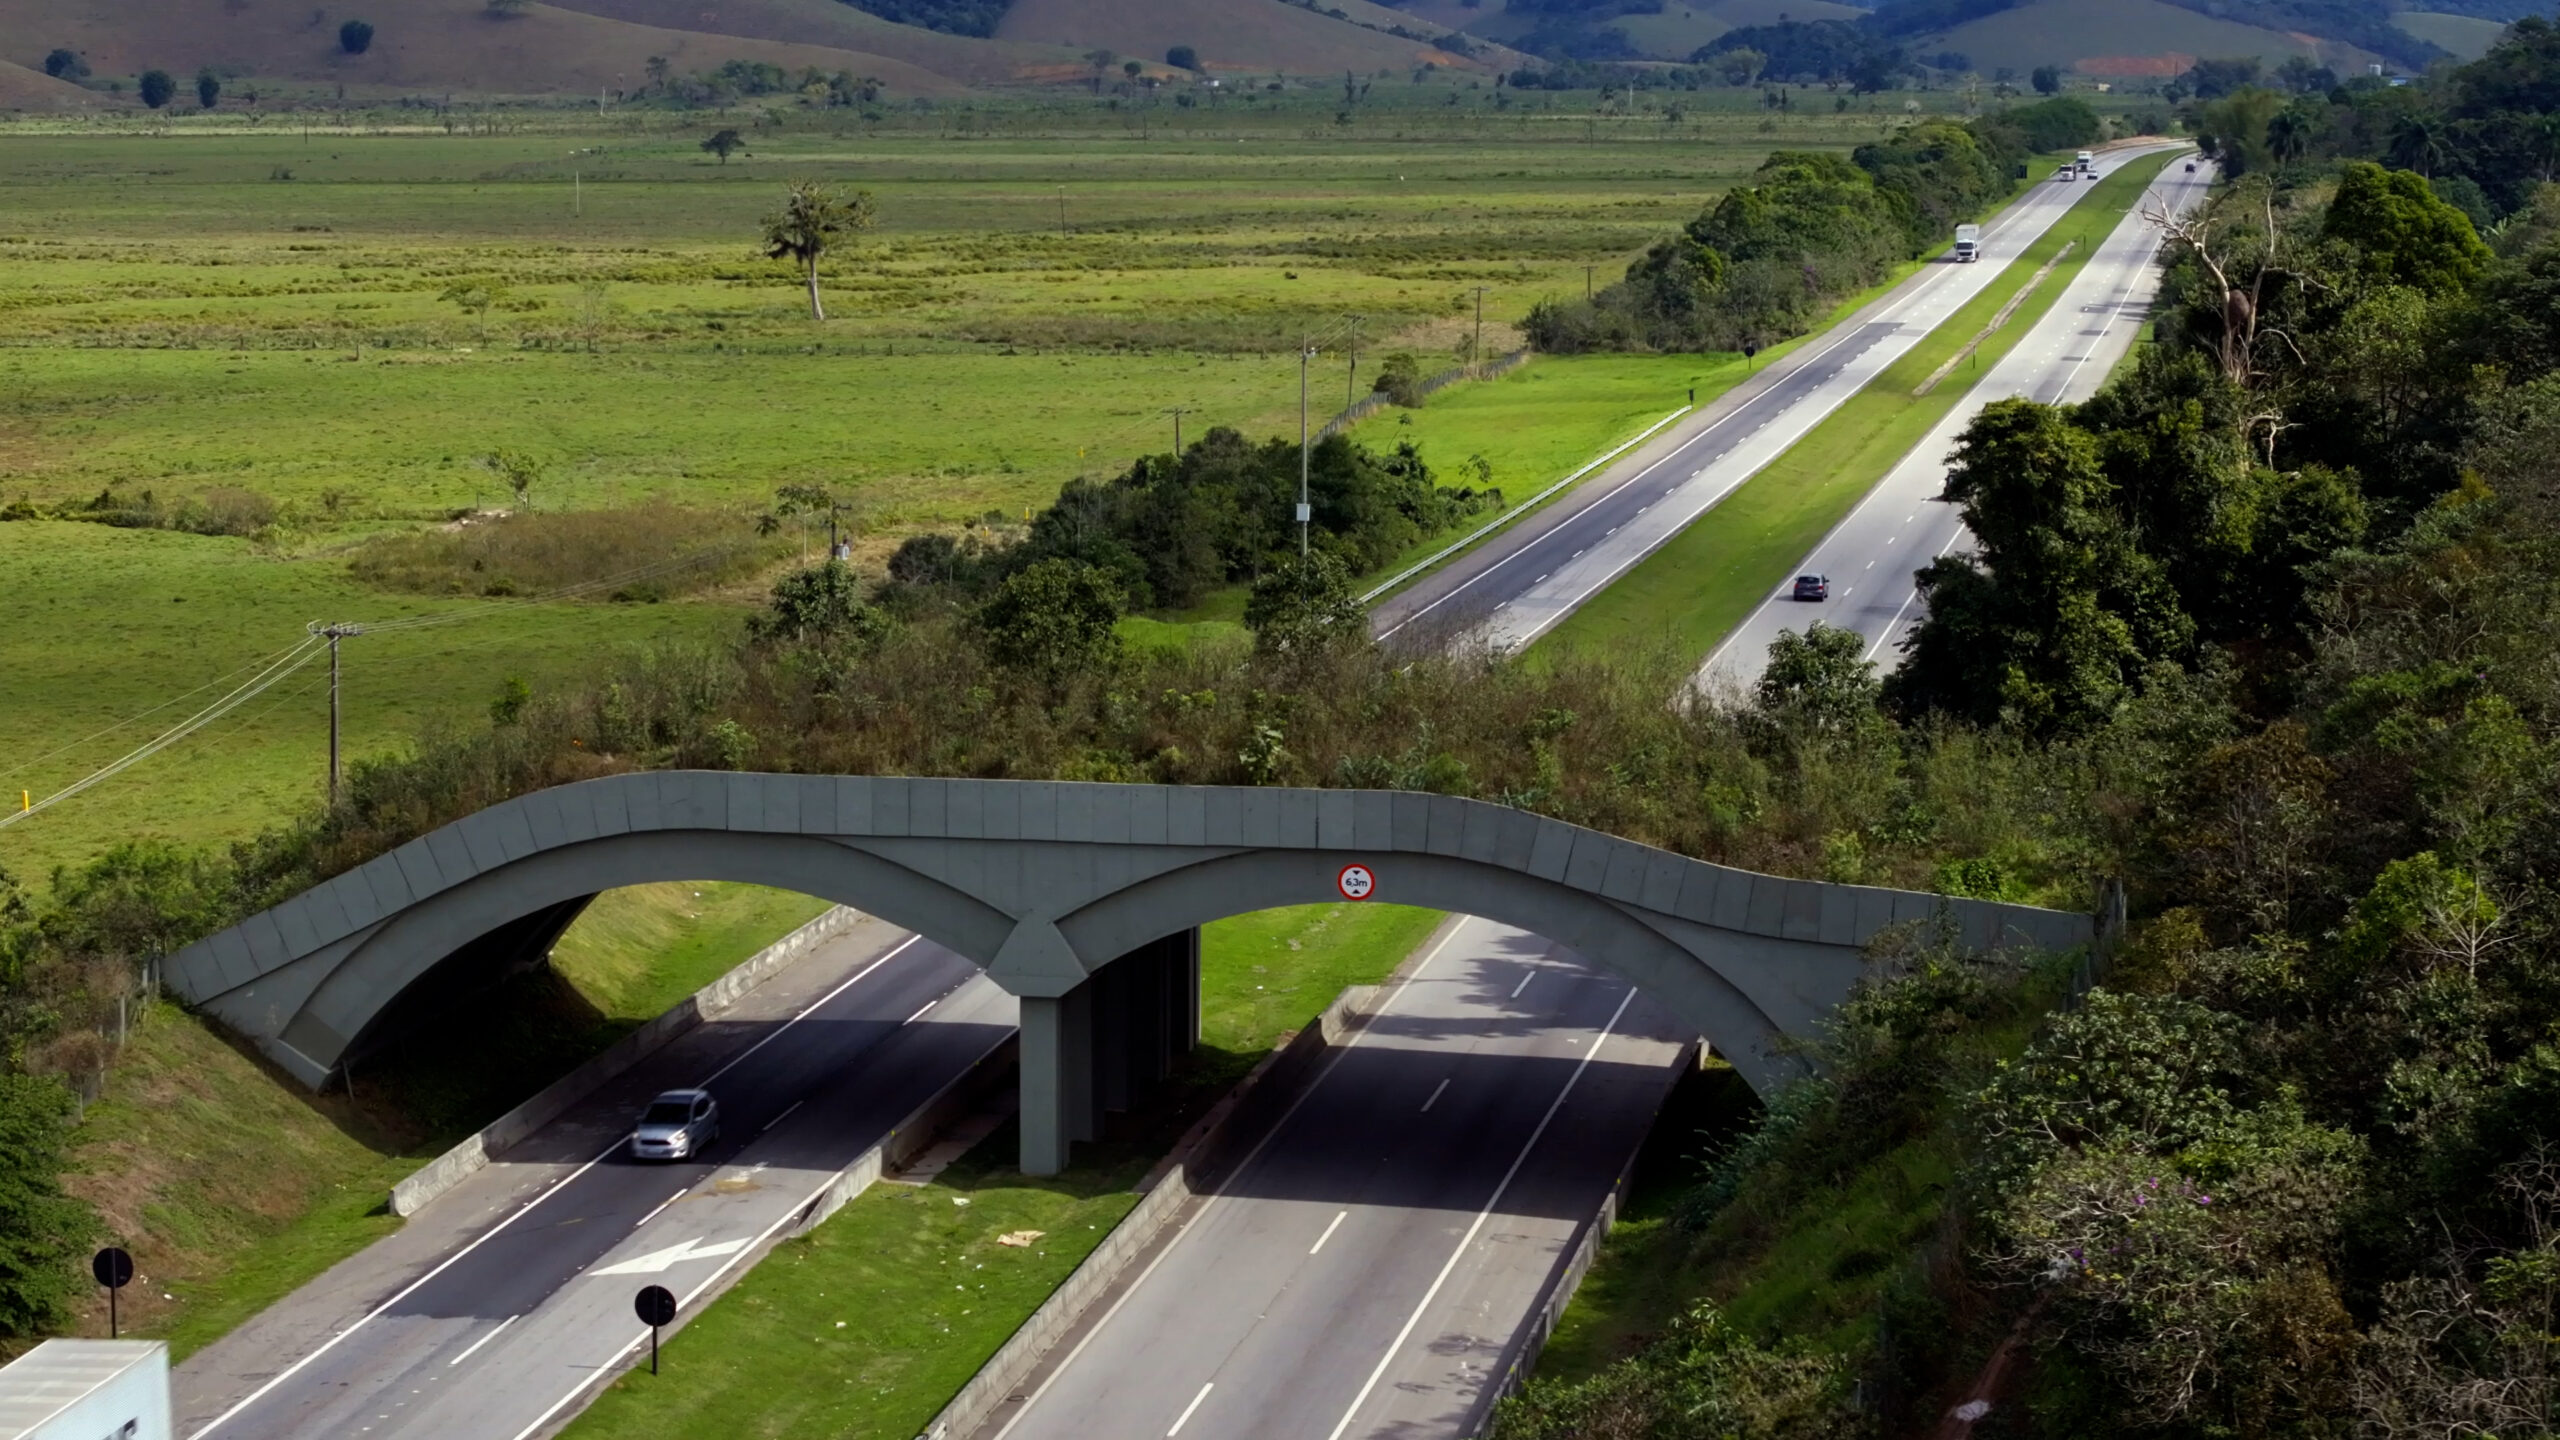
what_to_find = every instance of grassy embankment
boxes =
[68,880,828,1354]
[561,901,1447,1440]
[1531,151,2178,662]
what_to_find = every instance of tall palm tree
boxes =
[761,182,874,322]
[2266,107,2313,167]
[2388,111,2450,177]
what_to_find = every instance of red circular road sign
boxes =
[1337,864,1376,901]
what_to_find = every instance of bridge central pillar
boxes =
[1019,927,1201,1176]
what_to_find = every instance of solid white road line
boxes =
[906,1000,937,1024]
[1321,985,1641,1440]
[635,1187,688,1228]
[1310,1210,1350,1256]
[1509,971,1534,999]
[189,934,922,1439]
[1167,1383,1215,1437]
[1420,1078,1450,1113]
[986,917,1482,1440]
[446,1315,518,1368]
[761,1099,804,1134]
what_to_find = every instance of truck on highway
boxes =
[0,1340,171,1440]
[1953,223,1981,262]
[2075,150,2095,174]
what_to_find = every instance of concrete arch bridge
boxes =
[165,773,2098,1173]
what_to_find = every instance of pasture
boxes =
[0,102,1906,874]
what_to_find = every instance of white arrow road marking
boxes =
[591,1236,751,1277]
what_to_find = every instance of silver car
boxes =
[631,1088,720,1161]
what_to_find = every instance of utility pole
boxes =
[1298,340,1316,557]
[1163,405,1191,454]
[1472,286,1488,373]
[1057,186,1068,237]
[308,621,362,803]
[1345,317,1363,410]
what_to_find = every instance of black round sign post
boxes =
[92,1247,134,1339]
[634,1284,677,1375]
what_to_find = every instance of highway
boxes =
[1373,143,2184,654]
[1703,155,2213,690]
[970,917,1689,1440]
[173,154,2195,1440]
[175,919,1012,1440]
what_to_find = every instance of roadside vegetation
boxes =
[1496,25,2560,1437]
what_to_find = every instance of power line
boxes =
[0,636,325,786]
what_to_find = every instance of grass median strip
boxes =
[559,902,1446,1440]
[1527,152,2178,665]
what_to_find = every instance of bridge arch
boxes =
[167,773,2096,1171]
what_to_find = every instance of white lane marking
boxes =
[1309,1210,1350,1256]
[905,1000,936,1024]
[635,1187,688,1228]
[446,1315,518,1368]
[1509,971,1534,999]
[508,1028,1016,1440]
[592,1235,752,1277]
[1420,1078,1450,1113]
[1322,986,1641,1440]
[1168,1383,1215,1437]
[761,1099,804,1133]
[191,934,923,1439]
[987,919,1480,1440]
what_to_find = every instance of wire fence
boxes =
[1315,348,1532,441]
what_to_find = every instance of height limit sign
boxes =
[1337,864,1376,901]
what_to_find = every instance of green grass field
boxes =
[560,901,1444,1440]
[1531,152,2177,663]
[0,115,1919,879]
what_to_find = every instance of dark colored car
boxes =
[1791,574,1829,601]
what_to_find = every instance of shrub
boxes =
[137,69,175,108]
[195,68,219,109]
[1167,45,1200,71]
[0,1075,97,1342]
[347,504,775,600]
[975,559,1123,684]
[338,19,374,54]
[42,49,86,82]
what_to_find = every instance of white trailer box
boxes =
[0,1341,170,1440]
[1953,223,1982,261]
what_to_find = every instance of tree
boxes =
[196,68,221,110]
[338,19,374,54]
[2265,105,2313,166]
[43,49,87,82]
[2031,64,2062,95]
[747,559,887,646]
[760,181,874,322]
[0,1075,100,1342]
[2322,161,2492,296]
[1715,47,1765,87]
[439,280,507,341]
[1123,60,1143,81]
[1167,45,1199,72]
[1244,549,1367,659]
[1752,622,1880,736]
[138,69,176,109]
[481,450,541,511]
[976,559,1122,684]
[700,128,744,164]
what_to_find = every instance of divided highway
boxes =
[1705,155,2213,688]
[175,150,2198,1440]
[1373,143,2184,654]
[176,920,1010,1439]
[971,918,1689,1440]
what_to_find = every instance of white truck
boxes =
[2075,150,2095,174]
[0,1341,171,1440]
[1953,223,1982,262]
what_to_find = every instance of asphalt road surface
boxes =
[1371,144,2184,655]
[971,916,1690,1440]
[177,922,1010,1440]
[1702,155,2214,691]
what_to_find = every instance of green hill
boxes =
[1915,0,2376,76]
[2396,7,2511,57]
